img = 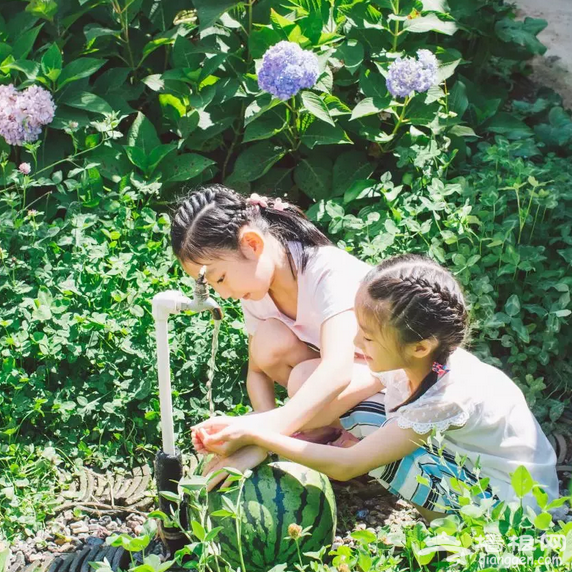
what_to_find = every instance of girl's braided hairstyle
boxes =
[359,253,468,413]
[170,184,332,270]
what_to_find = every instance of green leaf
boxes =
[243,110,286,143]
[421,0,449,12]
[84,24,121,43]
[13,25,43,60]
[534,107,572,148]
[449,125,477,137]
[449,80,468,117]
[0,545,10,572]
[249,28,282,59]
[191,520,206,541]
[227,142,286,183]
[404,14,457,35]
[159,491,180,503]
[244,94,282,126]
[359,69,391,103]
[511,465,533,498]
[532,485,549,510]
[147,144,177,175]
[485,113,532,140]
[301,122,352,148]
[495,17,547,56]
[57,58,106,90]
[194,0,239,30]
[301,91,334,126]
[334,39,364,74]
[26,0,58,21]
[350,97,386,121]
[504,294,521,317]
[124,146,148,171]
[61,92,113,115]
[172,36,202,69]
[161,153,216,182]
[533,512,552,530]
[333,151,373,197]
[140,38,174,65]
[41,43,62,78]
[294,156,332,201]
[128,112,161,155]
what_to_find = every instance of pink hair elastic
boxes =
[431,362,450,377]
[246,193,289,211]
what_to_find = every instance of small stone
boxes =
[70,525,89,534]
[87,537,104,547]
[29,554,46,562]
[57,543,74,553]
[356,509,369,519]
[54,537,72,546]
[106,522,118,531]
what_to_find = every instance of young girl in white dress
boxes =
[196,254,559,521]
[171,185,378,466]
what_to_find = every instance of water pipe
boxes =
[152,266,223,553]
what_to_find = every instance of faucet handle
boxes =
[152,290,194,320]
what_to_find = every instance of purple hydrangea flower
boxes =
[18,162,31,175]
[386,49,439,98]
[0,84,56,146]
[415,49,439,93]
[258,41,320,100]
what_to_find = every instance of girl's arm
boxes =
[249,419,432,482]
[258,310,357,435]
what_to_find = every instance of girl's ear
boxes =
[410,337,439,359]
[239,228,265,259]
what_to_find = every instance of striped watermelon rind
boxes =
[188,458,337,571]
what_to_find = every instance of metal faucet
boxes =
[151,265,223,323]
[181,266,223,321]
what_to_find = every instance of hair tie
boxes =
[432,362,449,377]
[273,197,289,211]
[246,193,268,208]
[246,193,290,211]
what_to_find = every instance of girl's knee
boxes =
[287,359,320,398]
[250,319,302,370]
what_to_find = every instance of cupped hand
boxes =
[203,445,269,492]
[191,415,246,456]
[193,416,260,457]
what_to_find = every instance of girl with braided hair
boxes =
[197,253,559,522]
[172,185,383,474]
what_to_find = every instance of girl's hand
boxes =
[197,422,257,457]
[202,445,269,491]
[191,415,246,456]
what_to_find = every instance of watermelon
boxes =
[191,458,337,571]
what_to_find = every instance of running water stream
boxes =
[206,318,221,416]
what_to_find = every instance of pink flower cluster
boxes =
[0,84,56,146]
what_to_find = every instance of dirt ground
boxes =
[516,0,572,109]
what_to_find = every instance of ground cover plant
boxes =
[0,0,571,568]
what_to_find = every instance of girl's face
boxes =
[353,286,410,373]
[181,229,276,301]
[354,312,407,373]
[353,288,439,373]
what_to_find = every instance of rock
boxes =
[70,522,89,534]
[57,543,74,553]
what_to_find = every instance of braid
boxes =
[170,184,331,268]
[361,254,468,413]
